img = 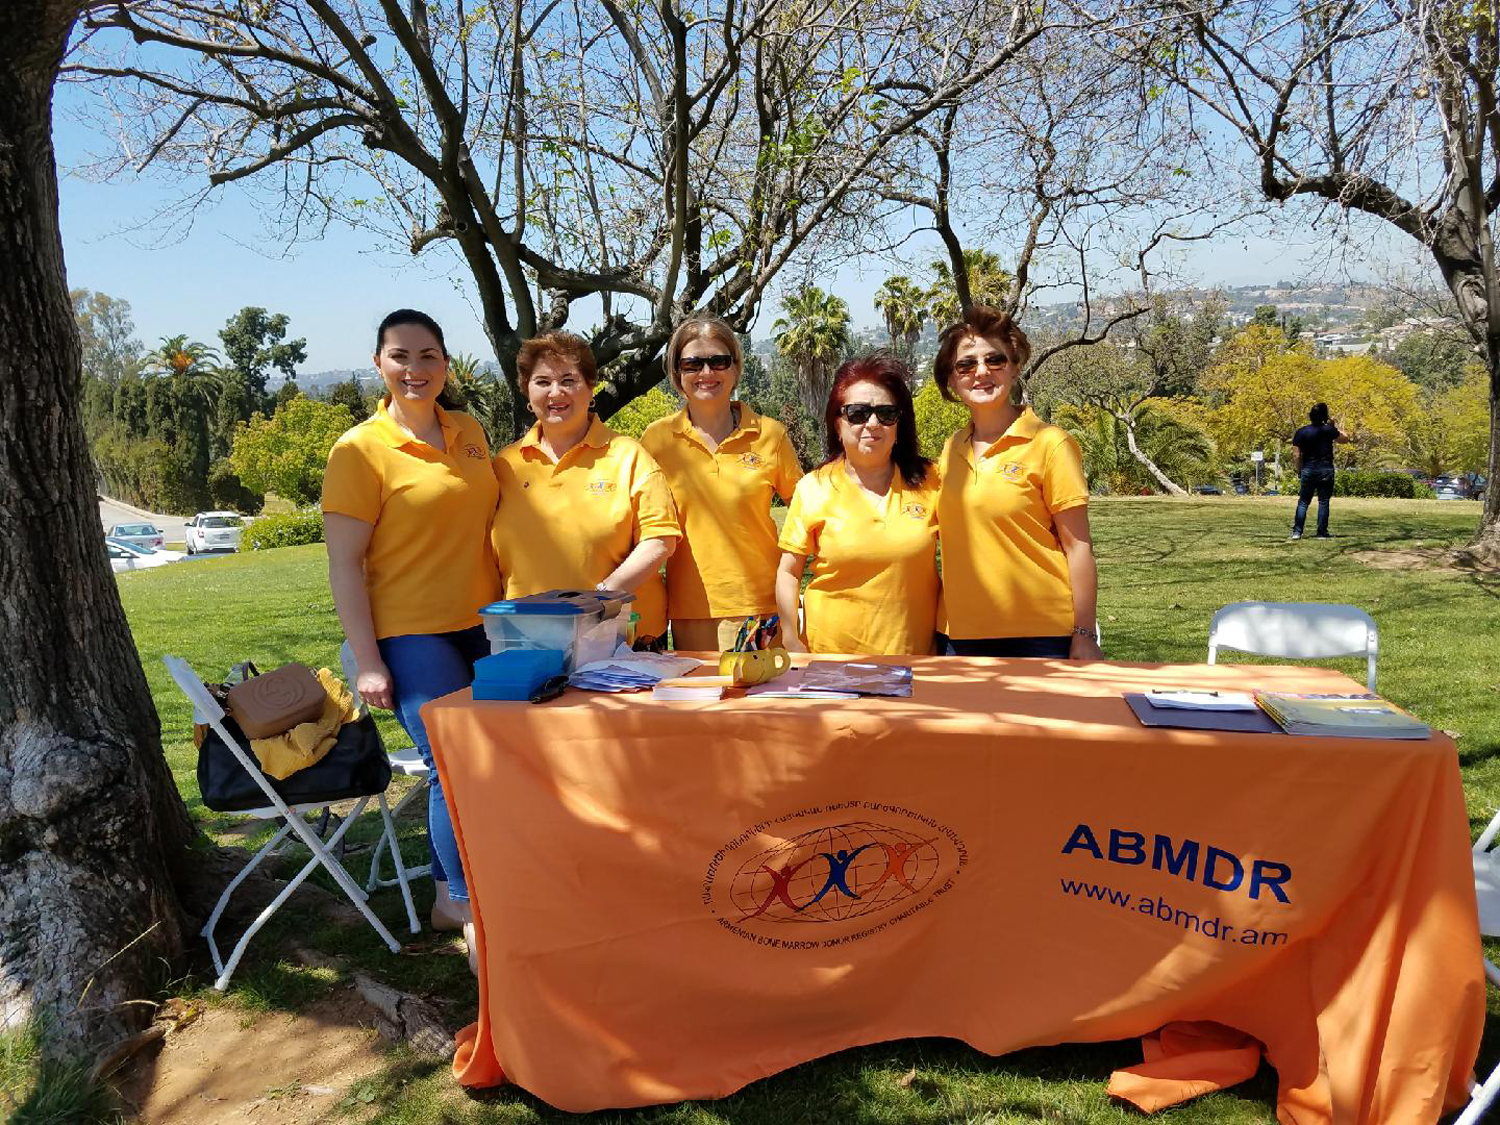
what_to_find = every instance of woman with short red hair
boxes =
[775,353,941,655]
[932,305,1102,659]
[491,331,680,642]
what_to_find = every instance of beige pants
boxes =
[671,616,782,652]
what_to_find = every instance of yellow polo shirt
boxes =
[778,461,941,656]
[491,419,681,630]
[936,408,1090,639]
[321,399,501,640]
[640,404,803,619]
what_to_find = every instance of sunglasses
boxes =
[678,354,735,373]
[839,403,901,426]
[952,353,1012,375]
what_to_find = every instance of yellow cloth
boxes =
[250,667,358,780]
[640,405,802,618]
[492,420,681,621]
[321,398,501,640]
[777,461,941,655]
[936,408,1089,639]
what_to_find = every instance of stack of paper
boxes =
[1255,692,1432,739]
[800,662,913,697]
[744,670,859,700]
[1145,689,1258,712]
[651,676,733,701]
[568,652,704,692]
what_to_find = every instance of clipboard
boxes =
[1123,693,1283,734]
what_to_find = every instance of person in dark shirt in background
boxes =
[1289,402,1352,540]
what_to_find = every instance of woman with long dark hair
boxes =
[322,309,501,960]
[775,353,940,655]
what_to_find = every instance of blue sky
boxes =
[52,82,1413,374]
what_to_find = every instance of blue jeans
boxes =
[1293,465,1335,536]
[940,634,1072,658]
[377,626,489,901]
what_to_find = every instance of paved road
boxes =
[99,497,188,542]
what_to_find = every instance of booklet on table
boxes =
[1254,692,1432,739]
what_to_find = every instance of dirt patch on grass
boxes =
[116,993,388,1123]
[1350,546,1498,573]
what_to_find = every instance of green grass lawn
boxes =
[115,496,1500,1123]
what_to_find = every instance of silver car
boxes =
[108,521,165,550]
[185,511,245,554]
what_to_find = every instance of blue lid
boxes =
[480,588,635,616]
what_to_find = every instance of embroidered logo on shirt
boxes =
[1000,462,1025,481]
[463,443,484,459]
[903,503,928,519]
[739,452,764,469]
[585,480,617,494]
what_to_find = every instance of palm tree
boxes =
[873,276,928,364]
[149,333,220,377]
[773,286,852,447]
[1056,403,1216,495]
[927,249,1013,327]
[444,353,514,448]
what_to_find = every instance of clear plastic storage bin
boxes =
[479,589,635,672]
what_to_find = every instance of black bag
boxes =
[197,711,393,813]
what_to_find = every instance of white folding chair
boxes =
[163,655,412,990]
[1455,808,1500,1123]
[1206,601,1378,692]
[339,641,435,896]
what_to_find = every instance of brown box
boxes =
[227,663,326,739]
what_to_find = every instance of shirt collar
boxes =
[372,396,460,450]
[519,415,614,457]
[671,402,761,448]
[960,407,1043,460]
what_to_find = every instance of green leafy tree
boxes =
[606,387,678,439]
[327,375,370,422]
[873,276,929,362]
[913,380,969,461]
[229,396,353,506]
[72,288,141,383]
[272,379,302,411]
[773,286,851,448]
[219,306,307,406]
[1392,328,1476,391]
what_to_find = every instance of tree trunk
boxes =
[0,0,194,1055]
[1115,411,1187,495]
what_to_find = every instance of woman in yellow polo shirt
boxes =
[323,308,500,948]
[492,332,681,633]
[933,304,1103,659]
[641,315,803,651]
[776,353,940,655]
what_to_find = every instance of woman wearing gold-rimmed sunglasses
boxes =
[641,315,803,651]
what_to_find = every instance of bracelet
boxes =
[1071,626,1096,638]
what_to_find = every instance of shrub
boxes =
[1332,470,1422,498]
[242,509,324,550]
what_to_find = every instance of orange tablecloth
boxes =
[422,658,1483,1122]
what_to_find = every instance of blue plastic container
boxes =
[472,649,566,701]
[479,589,635,672]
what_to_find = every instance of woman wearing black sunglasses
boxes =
[641,315,803,651]
[775,353,940,655]
[932,305,1102,660]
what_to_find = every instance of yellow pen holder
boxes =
[718,647,792,686]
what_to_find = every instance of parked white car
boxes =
[185,511,245,554]
[107,521,165,550]
[106,537,183,573]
